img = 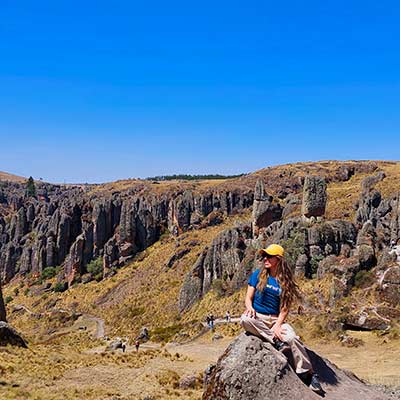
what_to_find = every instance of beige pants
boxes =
[240,312,313,374]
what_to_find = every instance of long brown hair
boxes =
[256,256,301,310]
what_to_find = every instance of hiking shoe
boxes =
[309,374,323,394]
[273,338,285,351]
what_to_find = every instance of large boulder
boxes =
[0,322,27,347]
[378,265,400,306]
[344,307,390,331]
[203,333,390,400]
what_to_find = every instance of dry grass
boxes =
[325,161,400,221]
[0,171,26,183]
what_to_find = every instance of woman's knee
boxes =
[282,323,297,342]
[240,313,252,329]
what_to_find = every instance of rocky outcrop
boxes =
[0,179,255,286]
[203,333,390,400]
[378,265,400,306]
[258,218,357,277]
[168,190,253,235]
[252,179,283,236]
[179,224,253,311]
[0,280,6,322]
[301,176,327,218]
[344,307,390,331]
[165,248,190,269]
[65,234,85,285]
[0,322,27,348]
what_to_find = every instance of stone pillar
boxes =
[301,176,327,218]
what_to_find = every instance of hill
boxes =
[0,171,26,183]
[0,160,399,399]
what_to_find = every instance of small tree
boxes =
[25,176,36,198]
[87,257,103,281]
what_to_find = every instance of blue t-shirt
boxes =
[248,269,281,315]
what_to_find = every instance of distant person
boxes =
[210,314,215,330]
[225,311,231,322]
[240,244,323,394]
[135,340,140,352]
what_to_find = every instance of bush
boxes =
[25,176,36,197]
[41,267,57,280]
[87,257,103,281]
[281,227,306,268]
[53,282,67,293]
[4,296,13,304]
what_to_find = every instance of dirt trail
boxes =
[81,313,105,338]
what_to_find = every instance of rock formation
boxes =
[252,179,283,236]
[0,321,27,348]
[203,333,390,400]
[179,223,253,311]
[180,167,400,306]
[301,175,327,218]
[0,180,253,286]
[0,279,6,322]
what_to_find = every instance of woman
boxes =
[240,243,323,394]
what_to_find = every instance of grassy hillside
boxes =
[2,160,400,399]
[0,171,26,183]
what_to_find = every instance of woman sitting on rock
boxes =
[240,243,323,394]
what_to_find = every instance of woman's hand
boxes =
[272,323,287,341]
[245,307,257,318]
[244,286,257,318]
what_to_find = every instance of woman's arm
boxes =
[244,285,257,318]
[272,307,289,340]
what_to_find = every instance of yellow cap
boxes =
[259,244,284,257]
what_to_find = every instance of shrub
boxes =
[156,369,180,388]
[4,296,13,304]
[87,257,103,281]
[54,282,67,293]
[25,176,36,197]
[281,227,306,269]
[41,267,57,280]
[13,288,19,296]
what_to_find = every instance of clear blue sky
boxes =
[1,1,399,183]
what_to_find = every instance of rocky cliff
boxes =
[0,179,253,286]
[180,166,400,317]
[1,160,400,312]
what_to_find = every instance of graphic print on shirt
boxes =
[248,269,282,315]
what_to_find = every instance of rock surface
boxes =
[0,321,27,347]
[203,333,390,400]
[301,175,327,218]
